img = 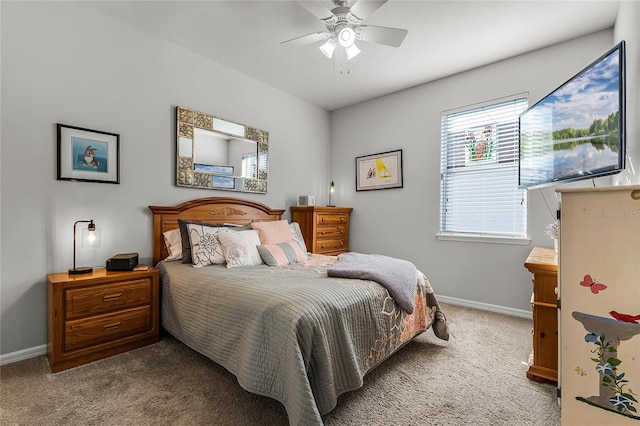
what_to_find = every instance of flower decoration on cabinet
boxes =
[584,332,638,417]
[545,220,559,241]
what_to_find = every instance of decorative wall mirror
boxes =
[176,106,268,193]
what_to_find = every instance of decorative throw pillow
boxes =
[179,219,252,263]
[162,228,183,261]
[289,222,308,254]
[257,240,308,267]
[178,219,206,264]
[217,229,263,268]
[251,220,293,245]
[185,223,228,267]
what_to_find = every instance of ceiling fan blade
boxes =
[349,0,388,20]
[357,25,407,48]
[295,1,334,20]
[280,32,328,48]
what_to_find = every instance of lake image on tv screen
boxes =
[520,48,620,186]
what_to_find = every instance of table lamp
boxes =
[69,219,100,274]
[328,181,335,207]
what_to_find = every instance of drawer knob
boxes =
[103,293,122,302]
[103,322,121,331]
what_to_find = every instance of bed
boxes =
[149,197,448,425]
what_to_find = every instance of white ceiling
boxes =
[82,0,620,111]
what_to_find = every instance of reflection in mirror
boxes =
[176,106,268,193]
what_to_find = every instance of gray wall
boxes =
[330,23,639,312]
[0,2,330,356]
[1,1,638,358]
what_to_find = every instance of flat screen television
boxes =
[519,41,626,189]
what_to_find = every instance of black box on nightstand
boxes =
[106,253,139,271]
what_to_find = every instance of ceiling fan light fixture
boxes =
[345,43,361,60]
[319,38,337,58]
[338,26,356,47]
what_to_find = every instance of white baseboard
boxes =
[0,344,47,366]
[0,297,530,367]
[437,295,532,319]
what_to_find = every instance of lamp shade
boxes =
[345,43,361,60]
[320,38,337,59]
[81,227,101,248]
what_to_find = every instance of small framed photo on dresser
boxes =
[355,149,403,191]
[57,123,120,184]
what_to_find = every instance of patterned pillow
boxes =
[257,240,308,267]
[179,220,252,264]
[185,223,228,267]
[289,222,308,254]
[162,228,183,261]
[217,229,263,268]
[251,220,293,244]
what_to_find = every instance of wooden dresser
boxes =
[47,267,159,372]
[290,206,353,255]
[524,247,558,383]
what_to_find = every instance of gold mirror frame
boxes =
[176,106,268,193]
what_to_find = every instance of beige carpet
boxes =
[0,303,559,425]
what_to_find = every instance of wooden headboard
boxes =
[148,197,285,265]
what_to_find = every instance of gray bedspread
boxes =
[158,255,445,426]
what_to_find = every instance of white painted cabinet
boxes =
[557,186,640,425]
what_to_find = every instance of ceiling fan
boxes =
[281,0,408,61]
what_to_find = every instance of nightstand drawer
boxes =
[65,278,152,320]
[316,213,348,226]
[64,306,151,352]
[531,275,557,305]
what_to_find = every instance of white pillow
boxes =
[217,229,263,268]
[186,223,227,267]
[289,222,308,254]
[162,228,183,261]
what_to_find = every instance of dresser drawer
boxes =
[316,238,347,254]
[317,224,347,239]
[64,306,152,352]
[65,278,152,320]
[316,213,349,226]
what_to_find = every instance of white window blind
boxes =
[440,96,528,237]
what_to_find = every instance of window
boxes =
[241,153,257,179]
[439,95,528,241]
[241,151,268,179]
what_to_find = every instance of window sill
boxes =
[436,232,531,245]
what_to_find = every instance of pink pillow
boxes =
[251,220,293,245]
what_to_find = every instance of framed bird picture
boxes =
[57,123,120,184]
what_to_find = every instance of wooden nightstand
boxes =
[47,267,159,372]
[524,247,558,383]
[290,206,353,255]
